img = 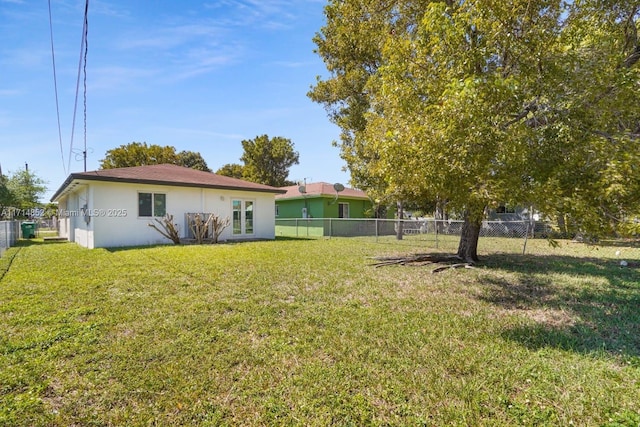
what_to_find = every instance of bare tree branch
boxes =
[148,214,181,244]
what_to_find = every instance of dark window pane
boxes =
[339,203,349,218]
[245,201,253,234]
[154,194,166,217]
[139,193,152,217]
[233,200,241,234]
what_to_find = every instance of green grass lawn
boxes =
[1,238,639,426]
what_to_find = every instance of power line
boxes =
[68,0,89,174]
[82,0,89,172]
[48,0,66,176]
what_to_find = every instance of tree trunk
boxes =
[456,210,482,262]
[556,213,567,237]
[396,200,403,240]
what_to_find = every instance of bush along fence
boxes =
[275,218,553,252]
[0,220,20,257]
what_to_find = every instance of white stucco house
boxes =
[50,164,286,249]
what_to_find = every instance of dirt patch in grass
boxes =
[524,308,576,328]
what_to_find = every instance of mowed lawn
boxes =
[1,237,639,426]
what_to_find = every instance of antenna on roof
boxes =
[298,176,312,194]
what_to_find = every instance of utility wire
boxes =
[82,0,88,172]
[68,0,89,174]
[48,0,66,176]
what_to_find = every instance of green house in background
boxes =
[275,182,374,219]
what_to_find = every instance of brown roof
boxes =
[51,164,286,201]
[275,182,369,200]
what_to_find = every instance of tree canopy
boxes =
[176,150,212,172]
[216,163,245,180]
[309,0,640,260]
[0,172,12,209]
[100,142,211,172]
[1,169,47,217]
[238,135,300,187]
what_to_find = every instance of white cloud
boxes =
[88,66,159,92]
[96,0,325,88]
[0,47,50,68]
[171,53,240,81]
[89,0,130,19]
[116,24,225,50]
[202,0,302,29]
[271,60,316,68]
[111,18,243,83]
[0,89,22,96]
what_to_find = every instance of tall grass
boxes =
[0,238,638,426]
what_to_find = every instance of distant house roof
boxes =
[275,182,370,201]
[51,164,286,202]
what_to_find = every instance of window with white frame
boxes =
[232,199,254,235]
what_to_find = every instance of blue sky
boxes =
[0,0,348,200]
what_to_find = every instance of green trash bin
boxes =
[21,222,36,239]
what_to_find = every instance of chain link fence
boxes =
[275,218,553,253]
[0,220,20,257]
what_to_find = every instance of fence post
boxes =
[522,220,530,255]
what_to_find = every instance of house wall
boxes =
[276,198,326,219]
[276,197,374,219]
[324,197,372,218]
[57,184,95,248]
[57,198,69,241]
[487,206,531,221]
[60,181,277,249]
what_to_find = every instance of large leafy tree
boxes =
[0,173,14,217]
[177,150,211,172]
[100,142,211,172]
[239,135,300,187]
[100,142,178,169]
[6,169,47,211]
[310,0,640,261]
[216,163,245,179]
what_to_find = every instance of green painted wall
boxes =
[323,198,367,218]
[276,198,324,218]
[276,196,375,219]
